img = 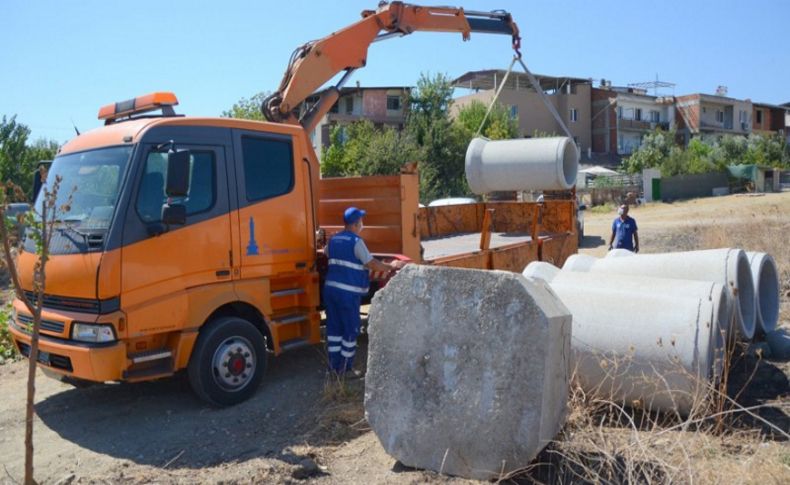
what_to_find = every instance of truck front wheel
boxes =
[188,316,267,406]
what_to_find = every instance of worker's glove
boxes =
[634,246,640,253]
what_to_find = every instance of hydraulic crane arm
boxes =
[262,1,520,133]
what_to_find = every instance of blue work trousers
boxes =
[323,285,362,373]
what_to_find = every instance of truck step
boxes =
[271,288,305,298]
[129,349,172,364]
[279,338,311,352]
[272,313,309,326]
[123,358,173,381]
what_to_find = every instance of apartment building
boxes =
[591,84,675,158]
[451,70,592,155]
[307,86,411,155]
[675,93,752,144]
[752,102,789,137]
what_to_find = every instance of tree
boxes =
[0,116,59,200]
[222,92,270,121]
[454,100,518,140]
[621,128,677,174]
[407,73,470,201]
[320,121,421,178]
[0,171,67,485]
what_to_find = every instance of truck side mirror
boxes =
[162,203,186,226]
[166,150,190,197]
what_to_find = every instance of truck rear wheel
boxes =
[188,316,267,406]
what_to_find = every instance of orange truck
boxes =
[9,2,577,405]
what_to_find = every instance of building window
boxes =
[702,107,707,114]
[756,110,763,124]
[345,97,354,114]
[386,95,401,111]
[650,110,660,122]
[635,108,642,121]
[617,107,623,119]
[329,102,338,114]
[510,105,518,119]
[716,110,724,123]
[570,108,578,123]
[241,136,294,202]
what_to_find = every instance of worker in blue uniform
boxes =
[608,204,639,252]
[324,207,404,376]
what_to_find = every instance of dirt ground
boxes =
[1,193,789,484]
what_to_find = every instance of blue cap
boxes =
[343,207,366,225]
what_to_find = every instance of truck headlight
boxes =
[72,323,116,343]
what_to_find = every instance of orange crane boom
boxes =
[262,1,520,133]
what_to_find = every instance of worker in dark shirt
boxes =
[608,204,639,252]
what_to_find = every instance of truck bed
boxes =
[422,232,533,260]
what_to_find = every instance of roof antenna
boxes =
[70,118,81,136]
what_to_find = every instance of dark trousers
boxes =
[323,285,361,373]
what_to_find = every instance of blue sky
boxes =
[2,0,788,143]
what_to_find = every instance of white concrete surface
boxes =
[465,137,578,194]
[524,262,723,415]
[563,249,756,340]
[366,265,571,479]
[746,251,780,335]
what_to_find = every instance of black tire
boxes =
[187,316,267,406]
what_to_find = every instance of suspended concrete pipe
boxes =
[746,251,780,335]
[465,137,579,194]
[523,262,728,384]
[523,262,723,415]
[563,249,756,341]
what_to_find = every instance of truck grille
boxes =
[17,342,73,372]
[22,291,120,314]
[16,313,65,334]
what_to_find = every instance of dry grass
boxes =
[504,213,790,484]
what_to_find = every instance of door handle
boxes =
[215,269,231,278]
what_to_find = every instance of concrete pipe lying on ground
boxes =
[746,251,780,335]
[523,262,723,415]
[564,249,756,341]
[366,265,572,480]
[523,262,728,384]
[465,137,578,194]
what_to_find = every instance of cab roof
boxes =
[59,117,305,156]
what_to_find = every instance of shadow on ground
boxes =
[579,235,605,249]
[35,340,369,470]
[726,353,790,440]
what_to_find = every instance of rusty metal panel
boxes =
[541,200,575,234]
[490,241,539,273]
[427,251,490,270]
[539,233,577,267]
[420,204,482,238]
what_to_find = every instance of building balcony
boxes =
[618,119,669,131]
[699,120,749,132]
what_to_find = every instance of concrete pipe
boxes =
[563,249,756,340]
[465,137,578,194]
[523,262,728,384]
[524,262,722,415]
[746,252,780,335]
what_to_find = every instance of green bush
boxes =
[0,304,17,363]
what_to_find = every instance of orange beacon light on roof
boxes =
[97,92,179,124]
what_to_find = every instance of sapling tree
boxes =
[0,168,69,485]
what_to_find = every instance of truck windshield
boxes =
[33,146,132,231]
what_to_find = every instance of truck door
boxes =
[120,128,234,337]
[231,129,309,278]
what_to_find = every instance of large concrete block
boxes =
[365,265,571,480]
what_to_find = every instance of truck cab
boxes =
[9,93,323,405]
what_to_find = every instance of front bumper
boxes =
[9,322,127,382]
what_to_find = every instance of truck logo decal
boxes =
[246,217,260,256]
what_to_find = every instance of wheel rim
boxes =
[211,336,256,392]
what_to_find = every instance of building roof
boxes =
[677,93,751,104]
[452,70,591,92]
[753,101,790,110]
